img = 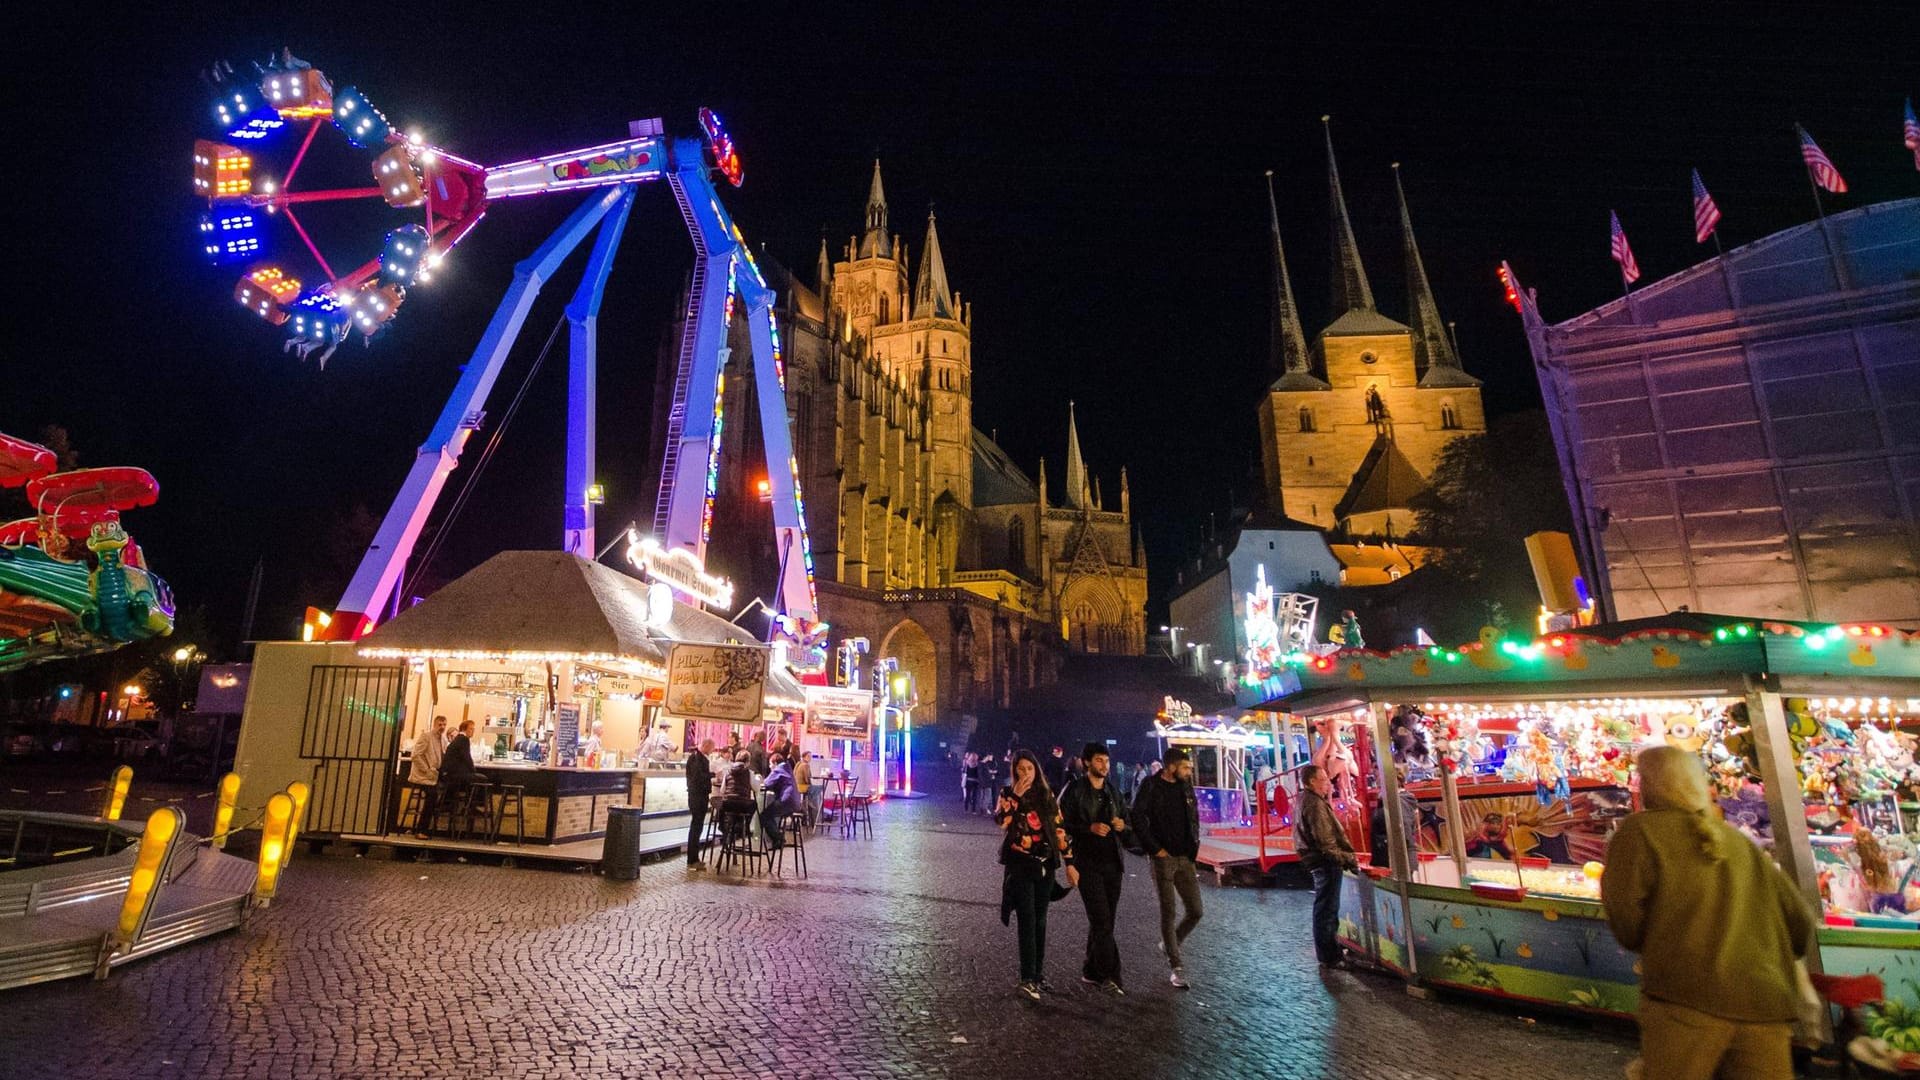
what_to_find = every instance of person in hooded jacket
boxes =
[1601,746,1813,1080]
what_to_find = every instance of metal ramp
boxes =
[0,812,257,990]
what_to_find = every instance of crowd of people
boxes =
[684,731,811,868]
[981,741,1201,1000]
[976,739,1814,1080]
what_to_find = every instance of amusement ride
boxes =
[188,50,820,644]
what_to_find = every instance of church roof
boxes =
[1335,435,1429,522]
[972,428,1039,507]
[1323,118,1378,326]
[1319,308,1411,337]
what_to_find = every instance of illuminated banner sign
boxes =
[804,685,875,741]
[483,135,667,199]
[666,643,767,722]
[625,529,735,610]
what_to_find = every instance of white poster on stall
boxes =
[665,643,768,722]
[803,685,875,743]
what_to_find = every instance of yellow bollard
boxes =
[212,773,242,850]
[254,793,293,907]
[114,807,183,942]
[283,781,310,864]
[104,765,133,820]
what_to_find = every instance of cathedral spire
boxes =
[1395,164,1481,389]
[858,159,891,259]
[912,208,956,319]
[1266,170,1327,390]
[1323,116,1376,322]
[1064,402,1090,510]
[816,231,833,294]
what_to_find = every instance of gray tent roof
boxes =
[358,550,805,704]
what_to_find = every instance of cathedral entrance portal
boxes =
[878,618,939,788]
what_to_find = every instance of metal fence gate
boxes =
[298,664,406,837]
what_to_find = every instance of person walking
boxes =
[685,737,714,869]
[1132,748,1202,988]
[407,714,448,839]
[1296,764,1359,968]
[1059,742,1129,994]
[1602,747,1813,1080]
[961,752,981,814]
[996,749,1077,1001]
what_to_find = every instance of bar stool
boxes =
[844,792,874,840]
[490,784,526,845]
[774,812,808,879]
[450,781,494,840]
[398,786,427,834]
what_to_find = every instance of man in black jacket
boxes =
[1131,748,1203,989]
[1059,742,1131,994]
[685,737,714,869]
[1296,764,1360,967]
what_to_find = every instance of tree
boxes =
[1410,411,1572,632]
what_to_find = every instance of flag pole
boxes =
[1797,124,1826,220]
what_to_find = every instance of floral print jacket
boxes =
[996,783,1074,871]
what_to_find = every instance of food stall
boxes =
[355,550,806,847]
[1240,614,1920,1017]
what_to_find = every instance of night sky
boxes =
[5,5,1913,656]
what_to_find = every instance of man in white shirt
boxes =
[407,715,449,837]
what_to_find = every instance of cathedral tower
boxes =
[1257,122,1485,535]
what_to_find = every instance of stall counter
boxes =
[391,760,694,845]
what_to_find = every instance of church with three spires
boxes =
[1257,122,1487,539]
[700,162,1148,730]
[1169,123,1488,661]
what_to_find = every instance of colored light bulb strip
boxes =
[701,366,727,547]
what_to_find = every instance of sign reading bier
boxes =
[666,643,768,722]
[803,685,875,742]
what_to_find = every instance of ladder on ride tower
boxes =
[651,255,708,538]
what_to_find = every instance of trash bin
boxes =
[603,804,645,881]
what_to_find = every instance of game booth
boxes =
[1240,614,1920,1024]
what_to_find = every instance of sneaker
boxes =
[1080,975,1100,987]
[1037,979,1058,995]
[1169,967,1190,989]
[1018,981,1042,1001]
[1102,980,1127,996]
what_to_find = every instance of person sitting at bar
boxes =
[795,752,816,825]
[761,755,800,849]
[720,751,756,815]
[407,714,448,839]
[426,719,481,838]
[749,735,771,778]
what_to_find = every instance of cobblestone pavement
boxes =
[0,789,1636,1079]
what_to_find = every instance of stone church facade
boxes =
[697,163,1148,737]
[1256,132,1487,538]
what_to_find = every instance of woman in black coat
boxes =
[996,749,1077,1000]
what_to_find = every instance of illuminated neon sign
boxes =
[698,107,743,188]
[625,528,735,610]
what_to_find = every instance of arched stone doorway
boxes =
[877,618,939,728]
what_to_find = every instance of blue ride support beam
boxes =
[660,145,739,564]
[744,292,819,622]
[562,186,637,557]
[324,187,627,639]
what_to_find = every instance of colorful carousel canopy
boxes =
[25,466,159,514]
[0,433,56,490]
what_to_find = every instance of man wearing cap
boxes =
[1132,748,1203,988]
[1059,742,1131,994]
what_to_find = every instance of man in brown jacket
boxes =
[1296,764,1358,968]
[1602,746,1813,1080]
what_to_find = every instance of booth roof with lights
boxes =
[1238,612,1920,709]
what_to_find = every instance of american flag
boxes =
[1690,169,1722,244]
[1798,125,1847,193]
[1905,99,1919,171]
[1609,211,1640,284]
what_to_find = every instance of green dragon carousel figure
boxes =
[0,431,174,671]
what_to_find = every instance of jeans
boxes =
[1150,855,1203,968]
[1310,864,1343,964]
[963,780,980,813]
[1006,864,1051,983]
[686,800,708,865]
[1078,858,1124,984]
